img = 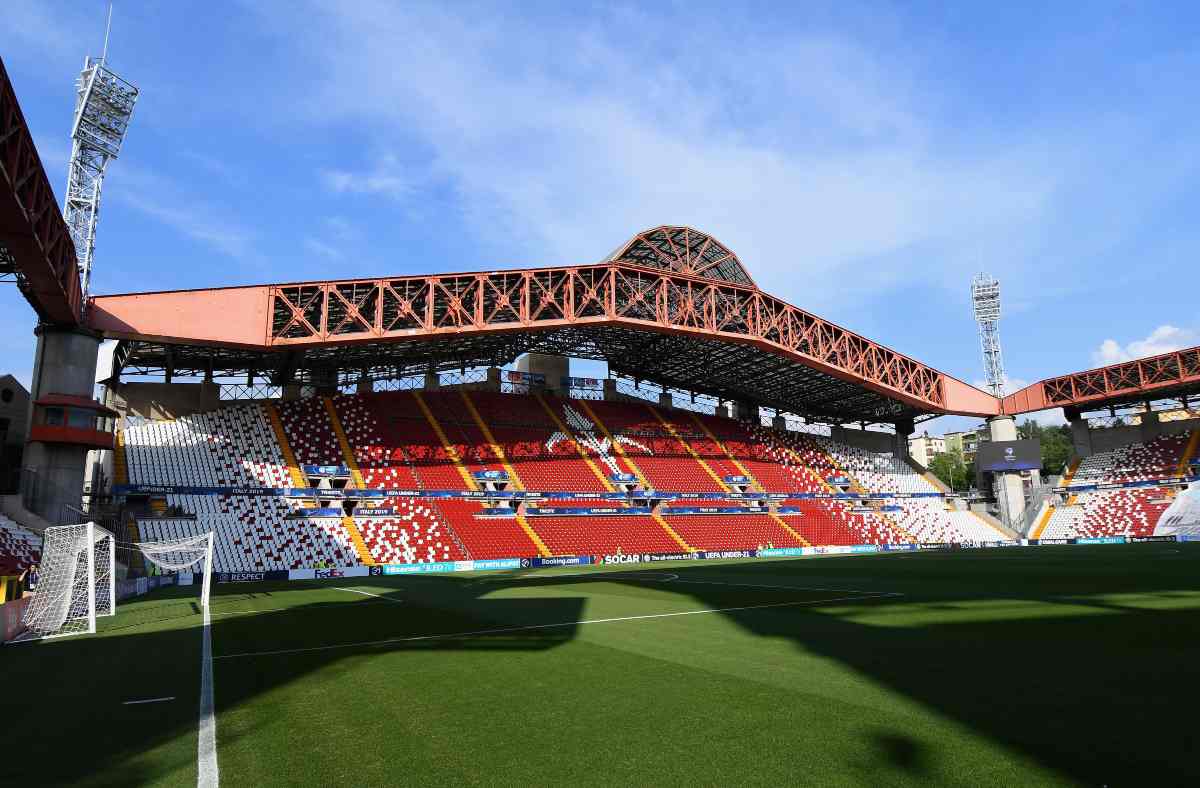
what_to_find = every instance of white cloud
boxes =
[320,155,411,199]
[303,236,343,262]
[1092,325,1198,366]
[246,1,1066,311]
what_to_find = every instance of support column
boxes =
[603,378,618,401]
[1139,408,1162,442]
[23,325,101,522]
[658,392,673,409]
[987,415,1026,528]
[893,417,915,459]
[485,367,502,393]
[772,414,788,432]
[423,370,441,391]
[1065,406,1092,458]
[731,401,758,423]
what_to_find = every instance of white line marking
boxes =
[333,586,404,604]
[214,592,902,661]
[197,604,219,787]
[209,600,391,616]
[123,696,175,705]
[670,578,882,594]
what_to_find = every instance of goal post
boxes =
[137,532,215,611]
[19,522,115,640]
[10,525,215,644]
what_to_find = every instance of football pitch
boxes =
[6,544,1200,786]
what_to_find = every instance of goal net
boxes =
[19,522,115,640]
[136,533,214,611]
[13,525,214,643]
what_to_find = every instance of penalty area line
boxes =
[123,696,175,705]
[214,591,903,662]
[333,586,404,603]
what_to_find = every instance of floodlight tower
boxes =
[63,8,138,312]
[971,273,1006,397]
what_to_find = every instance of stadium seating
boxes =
[357,501,467,564]
[528,514,683,555]
[581,400,724,492]
[0,514,41,575]
[667,514,802,552]
[116,390,1036,569]
[1041,431,1195,539]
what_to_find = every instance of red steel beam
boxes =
[89,261,1002,416]
[1003,345,1200,414]
[0,57,82,325]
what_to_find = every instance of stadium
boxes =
[3,20,1200,787]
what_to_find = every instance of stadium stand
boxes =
[1040,431,1196,539]
[117,390,1024,569]
[0,514,41,575]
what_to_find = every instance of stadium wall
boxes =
[1071,413,1200,458]
[107,381,221,421]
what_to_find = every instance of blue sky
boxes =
[5,1,1198,433]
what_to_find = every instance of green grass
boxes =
[6,544,1200,786]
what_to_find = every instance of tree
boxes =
[1017,419,1074,476]
[928,448,970,492]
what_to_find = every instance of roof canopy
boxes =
[605,227,756,287]
[88,226,999,422]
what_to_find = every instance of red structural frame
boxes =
[266,262,948,410]
[1004,345,1200,414]
[0,57,82,325]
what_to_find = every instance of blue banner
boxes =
[531,555,592,567]
[1076,536,1126,545]
[301,464,349,476]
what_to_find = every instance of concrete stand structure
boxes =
[987,414,1026,528]
[23,325,103,522]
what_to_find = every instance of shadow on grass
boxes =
[4,544,1200,785]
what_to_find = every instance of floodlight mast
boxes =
[971,273,1006,398]
[63,9,137,314]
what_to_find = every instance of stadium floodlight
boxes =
[63,11,138,312]
[971,273,1006,398]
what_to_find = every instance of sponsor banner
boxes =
[1128,535,1178,543]
[115,483,951,501]
[289,568,316,580]
[992,540,1022,547]
[881,543,919,552]
[527,507,651,516]
[880,505,903,512]
[1076,536,1126,545]
[292,507,343,517]
[700,549,757,560]
[472,559,522,571]
[919,543,952,551]
[724,475,750,484]
[479,508,518,517]
[215,570,289,583]
[382,562,457,575]
[610,473,638,483]
[812,544,880,555]
[504,370,546,386]
[369,565,384,576]
[472,470,509,481]
[827,476,851,486]
[758,547,807,558]
[662,506,771,515]
[638,552,695,562]
[1177,534,1200,543]
[531,555,592,567]
[563,376,602,389]
[1029,538,1075,546]
[315,567,370,579]
[301,464,349,476]
[599,553,643,565]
